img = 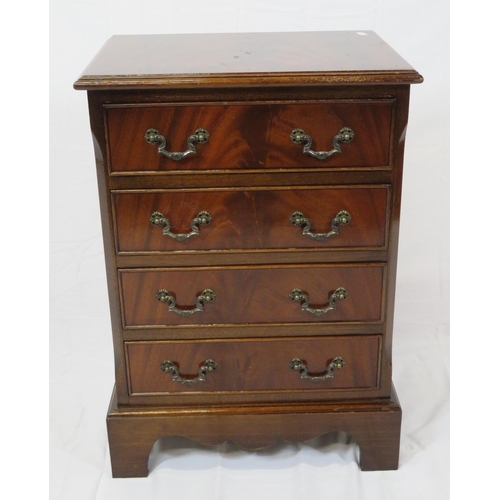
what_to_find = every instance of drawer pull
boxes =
[290,127,354,160]
[156,289,216,316]
[160,359,217,385]
[289,357,346,382]
[289,287,348,316]
[145,128,209,161]
[150,211,212,241]
[290,210,351,240]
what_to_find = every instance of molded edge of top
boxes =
[74,70,423,90]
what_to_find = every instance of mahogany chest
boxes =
[74,31,423,477]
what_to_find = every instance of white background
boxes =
[46,1,453,499]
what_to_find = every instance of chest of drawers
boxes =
[74,31,422,477]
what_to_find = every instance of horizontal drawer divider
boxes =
[131,387,381,397]
[122,321,385,331]
[108,169,394,190]
[117,261,387,272]
[116,250,389,268]
[111,183,392,193]
[122,323,385,340]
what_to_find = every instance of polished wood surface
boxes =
[107,101,392,172]
[85,84,405,409]
[106,385,402,477]
[74,31,423,89]
[119,264,384,327]
[76,31,421,475]
[113,186,389,253]
[126,336,380,394]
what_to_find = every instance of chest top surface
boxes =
[73,31,423,90]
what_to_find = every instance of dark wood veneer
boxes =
[126,336,380,395]
[75,31,421,476]
[106,101,392,172]
[119,264,385,327]
[74,31,422,90]
[113,185,389,253]
[106,386,403,477]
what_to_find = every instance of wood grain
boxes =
[126,336,380,394]
[119,264,385,327]
[77,31,422,474]
[106,101,392,172]
[106,385,402,477]
[74,31,422,90]
[112,186,389,253]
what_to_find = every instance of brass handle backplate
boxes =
[289,287,348,316]
[160,359,217,385]
[150,211,212,241]
[156,289,216,316]
[289,357,346,382]
[290,127,354,160]
[290,210,351,240]
[145,128,209,160]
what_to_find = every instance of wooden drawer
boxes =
[106,101,392,173]
[113,185,389,253]
[125,336,380,395]
[119,264,385,327]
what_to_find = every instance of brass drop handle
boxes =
[289,357,345,382]
[290,127,354,160]
[156,289,216,316]
[150,211,212,241]
[289,287,348,316]
[290,210,351,240]
[145,128,209,160]
[160,359,217,385]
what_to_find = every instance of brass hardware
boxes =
[290,210,351,240]
[156,289,216,316]
[289,287,348,316]
[150,211,212,241]
[290,127,354,160]
[160,359,217,385]
[289,357,345,382]
[145,127,209,160]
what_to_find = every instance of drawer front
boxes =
[119,264,384,327]
[126,336,380,395]
[113,186,389,253]
[106,101,392,172]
